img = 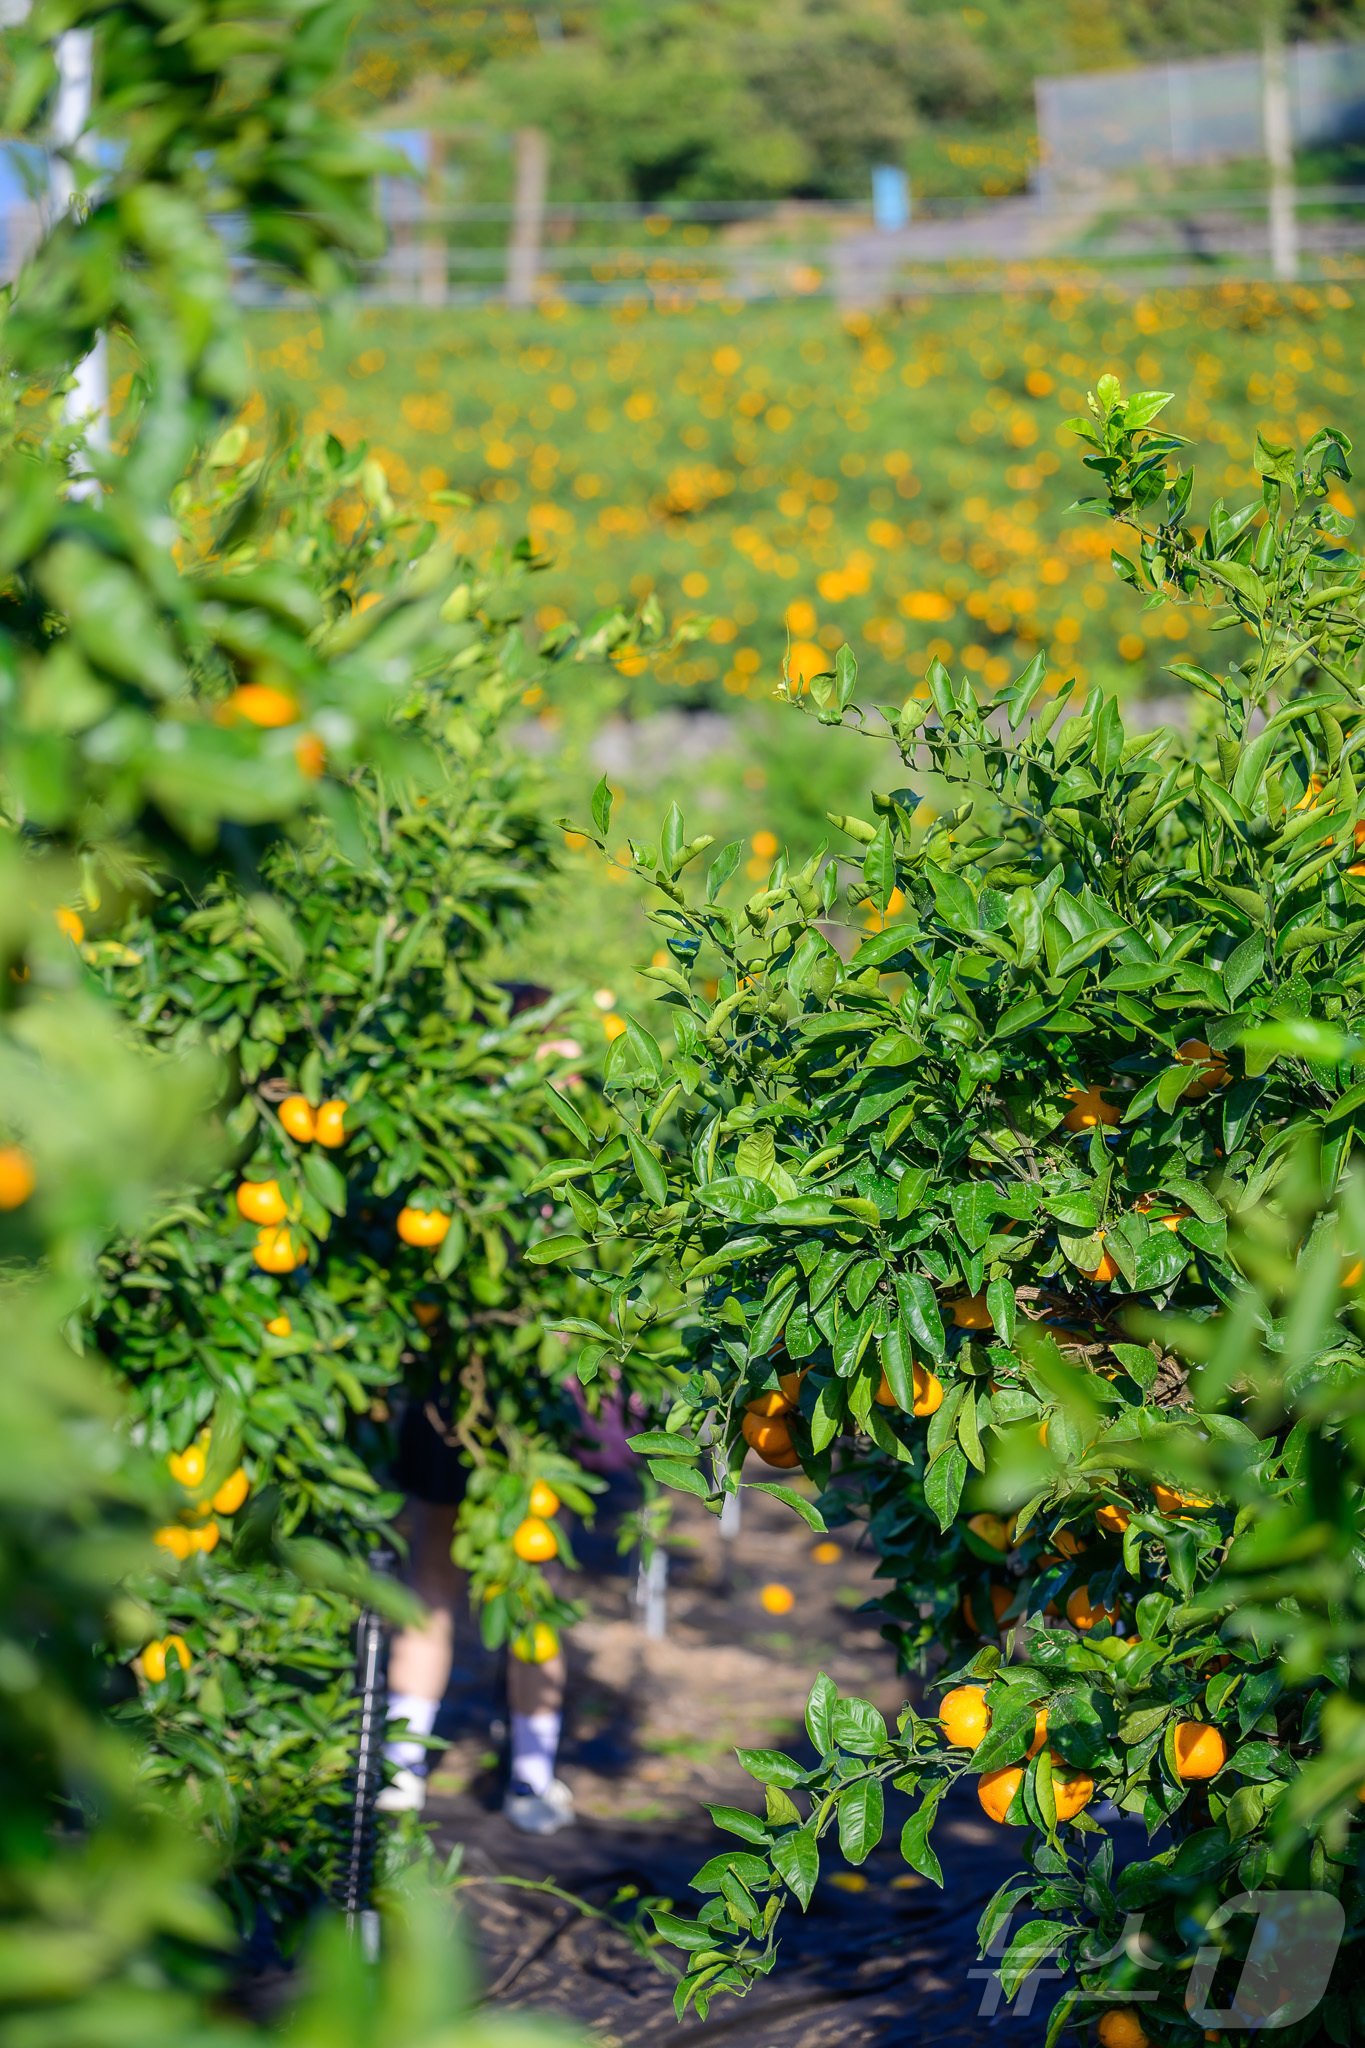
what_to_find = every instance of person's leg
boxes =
[379,1500,459,1808]
[506,1649,567,1800]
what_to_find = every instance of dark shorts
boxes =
[392,1393,470,1508]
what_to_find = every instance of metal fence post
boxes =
[337,1546,394,1961]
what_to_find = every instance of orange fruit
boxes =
[1176,1038,1229,1100]
[294,732,326,778]
[54,905,85,944]
[940,1685,991,1748]
[212,1468,249,1516]
[220,682,299,728]
[759,1582,795,1615]
[967,1512,1013,1552]
[912,1364,944,1416]
[778,1368,807,1404]
[154,1525,194,1561]
[1051,1527,1085,1558]
[746,1389,794,1417]
[1136,1194,1191,1231]
[963,1583,1013,1633]
[811,1540,842,1565]
[278,1095,316,1142]
[397,1206,451,1248]
[162,1633,191,1673]
[139,1640,170,1683]
[236,1178,287,1226]
[314,1098,347,1148]
[511,1622,560,1664]
[1061,1085,1121,1131]
[192,1520,220,1554]
[1050,1757,1094,1820]
[528,1479,560,1519]
[1152,1482,1211,1516]
[1028,1706,1049,1758]
[265,1313,292,1338]
[1343,1257,1363,1289]
[1173,1719,1227,1780]
[1098,2010,1151,2048]
[740,1410,800,1468]
[512,1515,558,1564]
[1065,1584,1118,1631]
[1079,1232,1118,1285]
[253,1225,303,1274]
[948,1293,992,1330]
[1095,1503,1131,1536]
[167,1442,207,1490]
[0,1145,35,1211]
[977,1764,1024,1823]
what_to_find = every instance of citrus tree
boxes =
[551,386,1365,2038]
[89,426,667,1927]
[0,1,620,2037]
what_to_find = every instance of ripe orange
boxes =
[1176,1038,1229,1100]
[963,1583,1013,1633]
[1136,1193,1191,1231]
[154,1525,194,1561]
[54,905,85,944]
[314,1098,347,1148]
[977,1764,1024,1823]
[265,1313,292,1338]
[1173,1719,1227,1780]
[0,1145,35,1211]
[948,1293,992,1330]
[253,1225,303,1274]
[212,1468,249,1516]
[1061,1085,1121,1131]
[236,1178,286,1226]
[967,1512,1013,1552]
[1065,1584,1118,1631]
[1051,1527,1085,1558]
[746,1389,794,1418]
[278,1094,316,1142]
[1028,1706,1048,1758]
[1079,1232,1118,1285]
[528,1479,560,1519]
[397,1206,451,1248]
[1097,2009,1151,2048]
[912,1364,944,1416]
[1343,1257,1363,1289]
[167,1442,207,1490]
[811,1541,841,1565]
[220,682,300,727]
[1152,1482,1211,1516]
[294,732,326,778]
[1095,1502,1131,1536]
[192,1520,220,1554]
[940,1685,991,1748]
[778,1367,806,1403]
[139,1636,190,1682]
[512,1515,558,1564]
[759,1582,795,1615]
[1050,1757,1094,1820]
[740,1410,800,1468]
[511,1622,560,1664]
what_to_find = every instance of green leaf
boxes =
[925,1444,968,1531]
[626,1128,669,1207]
[591,774,613,837]
[837,1778,885,1865]
[805,1674,837,1755]
[863,820,896,912]
[524,1233,588,1264]
[746,1482,827,1531]
[1000,1918,1071,2000]
[772,1826,819,1909]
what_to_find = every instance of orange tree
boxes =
[0,0,627,2037]
[550,387,1365,2038]
[85,427,667,1929]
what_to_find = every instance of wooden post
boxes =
[1262,11,1298,284]
[506,126,548,309]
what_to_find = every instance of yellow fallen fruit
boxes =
[811,1540,841,1565]
[759,1582,795,1616]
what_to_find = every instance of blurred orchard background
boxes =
[240,0,1365,997]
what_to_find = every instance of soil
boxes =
[423,1481,1050,2046]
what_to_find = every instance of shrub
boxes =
[558,385,1365,2035]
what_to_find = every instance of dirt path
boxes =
[424,1485,1046,2044]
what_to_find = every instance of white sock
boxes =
[509,1709,561,1797]
[385,1691,438,1773]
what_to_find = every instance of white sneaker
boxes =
[503,1777,575,1836]
[376,1766,427,1814]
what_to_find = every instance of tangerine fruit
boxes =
[314,1098,347,1148]
[212,1468,249,1516]
[978,1764,1024,1823]
[220,682,299,727]
[740,1410,800,1468]
[253,1225,303,1274]
[0,1145,35,1210]
[278,1095,316,1142]
[1065,1584,1118,1631]
[236,1178,286,1226]
[511,1622,560,1664]
[397,1206,451,1248]
[940,1686,991,1748]
[528,1480,560,1519]
[512,1516,558,1564]
[1176,1038,1229,1100]
[1173,1719,1227,1780]
[1062,1085,1121,1131]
